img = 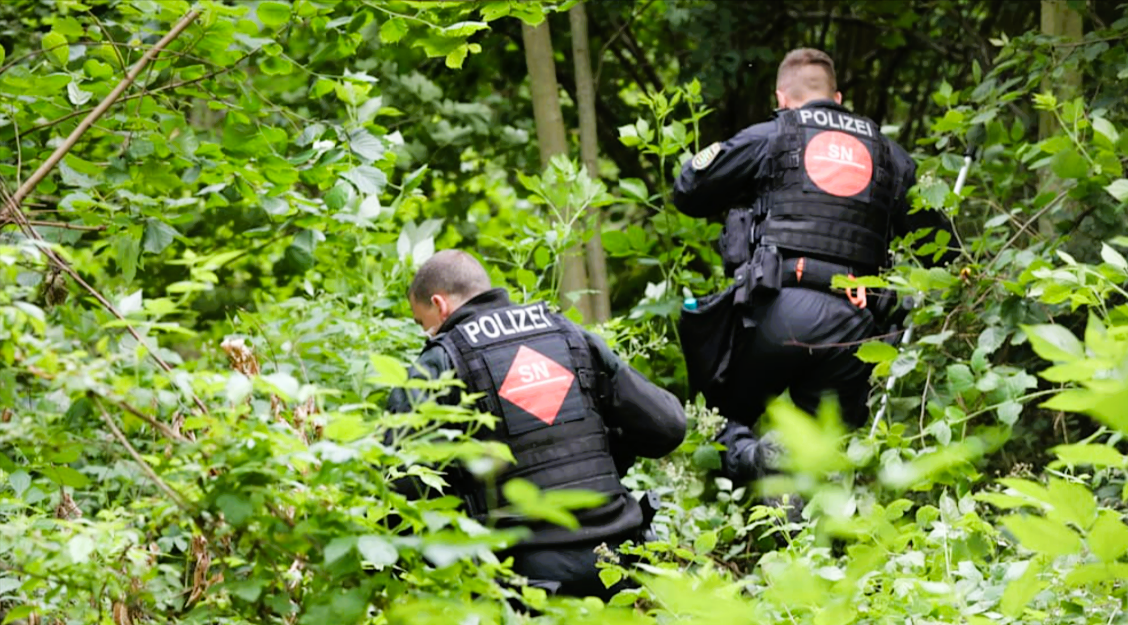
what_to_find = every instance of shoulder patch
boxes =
[691,142,722,171]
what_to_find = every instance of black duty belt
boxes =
[778,256,870,308]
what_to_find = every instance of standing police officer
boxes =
[672,49,958,485]
[385,249,686,600]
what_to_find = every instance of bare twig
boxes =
[26,220,106,231]
[97,401,193,511]
[112,398,187,442]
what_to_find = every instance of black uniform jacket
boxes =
[384,288,687,546]
[672,98,960,268]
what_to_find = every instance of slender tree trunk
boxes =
[521,19,594,322]
[1039,0,1083,237]
[569,2,611,323]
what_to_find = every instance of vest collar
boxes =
[436,287,512,336]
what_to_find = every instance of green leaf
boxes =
[694,530,718,554]
[261,372,299,401]
[143,219,179,254]
[67,535,95,564]
[217,493,253,526]
[619,178,649,203]
[349,129,385,162]
[38,465,89,488]
[946,364,975,394]
[3,606,35,625]
[1088,510,1128,562]
[1092,117,1119,144]
[256,1,291,28]
[1021,324,1084,362]
[356,535,398,567]
[42,32,69,66]
[1104,178,1128,202]
[1100,242,1128,272]
[692,444,721,471]
[1001,514,1084,556]
[1045,478,1097,531]
[9,471,30,497]
[341,165,387,195]
[1050,148,1089,179]
[997,401,1022,426]
[0,44,5,66]
[1051,443,1126,468]
[324,536,357,565]
[380,18,408,43]
[599,567,624,588]
[1000,559,1045,618]
[856,341,898,364]
[369,355,407,387]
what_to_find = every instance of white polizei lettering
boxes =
[494,311,516,335]
[509,308,529,332]
[463,320,482,344]
[479,315,500,338]
[799,110,813,124]
[528,306,546,329]
[802,110,875,138]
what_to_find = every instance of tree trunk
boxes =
[1039,0,1083,237]
[569,2,612,323]
[521,18,594,322]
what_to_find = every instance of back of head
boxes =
[408,249,492,307]
[775,48,838,107]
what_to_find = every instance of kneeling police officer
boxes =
[385,249,687,601]
[673,49,958,488]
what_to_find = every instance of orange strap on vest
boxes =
[845,274,867,309]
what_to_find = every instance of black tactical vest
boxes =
[720,105,900,276]
[434,300,626,526]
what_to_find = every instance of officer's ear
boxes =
[775,89,787,109]
[431,293,454,319]
[834,91,842,105]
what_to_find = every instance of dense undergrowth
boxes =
[4,1,1128,624]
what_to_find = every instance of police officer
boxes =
[385,250,687,601]
[672,49,958,485]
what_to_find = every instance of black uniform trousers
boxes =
[723,285,877,430]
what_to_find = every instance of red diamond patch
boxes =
[498,346,575,425]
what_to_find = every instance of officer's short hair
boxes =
[776,48,837,98]
[408,249,491,305]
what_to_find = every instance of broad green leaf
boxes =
[1051,443,1126,468]
[217,493,253,526]
[1021,324,1083,362]
[143,219,180,254]
[261,372,300,401]
[692,443,721,471]
[694,530,718,554]
[1050,148,1088,179]
[1104,178,1128,202]
[42,32,69,66]
[379,17,408,43]
[67,535,95,564]
[1001,514,1083,556]
[620,178,649,202]
[599,567,624,588]
[9,471,30,497]
[1093,117,1119,144]
[324,536,357,565]
[997,401,1022,425]
[369,355,408,387]
[357,535,398,567]
[1088,510,1128,562]
[1100,242,1128,272]
[946,364,975,394]
[1045,478,1097,531]
[1000,559,1044,618]
[349,129,385,162]
[341,165,387,195]
[256,1,291,28]
[38,466,89,489]
[226,372,253,404]
[856,341,898,364]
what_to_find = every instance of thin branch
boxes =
[26,220,106,231]
[97,400,193,511]
[112,398,187,442]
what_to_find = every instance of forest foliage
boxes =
[4,0,1128,623]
